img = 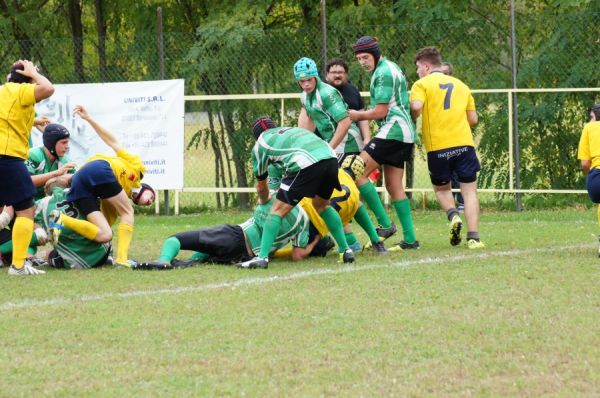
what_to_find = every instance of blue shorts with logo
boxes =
[427,146,481,186]
[0,155,36,209]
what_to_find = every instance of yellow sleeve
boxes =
[19,83,36,106]
[409,80,426,103]
[578,127,590,160]
[466,93,476,111]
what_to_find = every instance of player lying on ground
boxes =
[36,176,112,269]
[137,197,321,270]
[48,105,155,267]
[267,155,392,257]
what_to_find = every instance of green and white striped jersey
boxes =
[26,146,75,200]
[370,57,416,143]
[35,187,109,269]
[301,79,363,154]
[252,126,335,179]
[240,197,310,254]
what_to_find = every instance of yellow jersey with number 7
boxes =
[410,72,475,152]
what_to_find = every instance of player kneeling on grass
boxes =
[36,176,112,269]
[239,116,354,270]
[267,155,391,257]
[138,196,320,270]
[47,105,155,268]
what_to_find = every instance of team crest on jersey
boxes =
[128,173,136,181]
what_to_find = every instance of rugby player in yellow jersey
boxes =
[0,60,54,275]
[409,47,484,249]
[48,105,155,267]
[577,103,600,256]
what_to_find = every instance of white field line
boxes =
[0,244,591,312]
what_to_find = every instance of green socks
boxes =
[319,206,348,253]
[191,251,210,261]
[259,214,282,258]
[159,237,181,262]
[345,232,358,246]
[353,204,380,243]
[358,181,391,228]
[393,198,416,243]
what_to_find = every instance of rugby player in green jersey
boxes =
[294,57,363,161]
[35,177,111,269]
[239,116,354,269]
[137,197,319,270]
[348,36,419,250]
[26,123,76,200]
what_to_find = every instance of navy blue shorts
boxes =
[276,158,341,206]
[0,156,36,210]
[67,160,122,202]
[363,138,413,168]
[427,146,481,186]
[587,168,600,203]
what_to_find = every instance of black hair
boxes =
[8,64,31,84]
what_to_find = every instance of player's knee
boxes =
[95,228,113,243]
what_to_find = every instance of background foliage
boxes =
[1,0,599,208]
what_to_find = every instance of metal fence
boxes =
[2,11,599,212]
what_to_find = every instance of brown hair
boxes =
[414,47,442,67]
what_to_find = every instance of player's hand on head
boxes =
[16,60,39,77]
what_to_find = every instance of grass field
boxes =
[1,208,599,396]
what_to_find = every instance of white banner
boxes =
[31,79,184,190]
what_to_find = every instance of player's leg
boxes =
[353,204,387,254]
[104,190,136,266]
[312,158,353,262]
[1,157,44,275]
[455,147,483,249]
[356,147,394,233]
[384,164,418,248]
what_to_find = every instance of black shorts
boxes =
[427,146,481,186]
[0,156,36,210]
[276,158,341,206]
[363,138,413,168]
[0,226,11,245]
[173,224,251,264]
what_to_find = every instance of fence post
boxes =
[510,0,522,211]
[320,0,327,67]
[157,6,170,215]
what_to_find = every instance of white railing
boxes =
[160,88,600,214]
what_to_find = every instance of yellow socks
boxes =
[115,223,134,264]
[61,214,100,241]
[11,217,33,268]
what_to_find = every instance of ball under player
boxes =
[35,176,111,269]
[267,156,389,256]
[48,105,156,267]
[410,46,484,249]
[26,123,76,200]
[294,57,363,162]
[577,103,600,256]
[239,116,354,269]
[138,196,318,270]
[348,36,420,250]
[0,60,54,275]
